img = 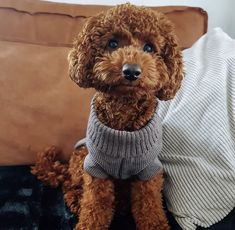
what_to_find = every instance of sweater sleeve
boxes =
[83,153,109,179]
[137,157,163,181]
[74,138,86,149]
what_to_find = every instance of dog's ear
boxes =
[68,15,102,88]
[156,14,183,101]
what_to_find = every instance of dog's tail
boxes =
[31,145,87,215]
[31,146,69,188]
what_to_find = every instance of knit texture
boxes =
[158,28,235,230]
[75,99,163,180]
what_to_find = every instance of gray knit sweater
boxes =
[75,99,163,180]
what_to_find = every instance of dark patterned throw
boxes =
[0,165,76,230]
[0,165,136,230]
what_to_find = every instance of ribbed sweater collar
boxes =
[86,98,162,158]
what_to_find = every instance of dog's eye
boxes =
[143,43,154,53]
[108,39,118,49]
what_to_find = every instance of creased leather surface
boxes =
[0,0,207,165]
[0,0,208,49]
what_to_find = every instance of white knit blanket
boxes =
[158,28,235,230]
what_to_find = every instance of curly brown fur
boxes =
[68,3,183,100]
[94,93,156,131]
[76,173,115,230]
[32,3,183,230]
[131,173,169,230]
[31,146,69,188]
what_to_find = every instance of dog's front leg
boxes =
[131,173,169,230]
[75,172,115,230]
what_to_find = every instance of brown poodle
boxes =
[32,3,183,230]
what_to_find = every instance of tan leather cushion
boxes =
[0,40,95,165]
[0,0,208,165]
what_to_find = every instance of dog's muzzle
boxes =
[122,64,141,81]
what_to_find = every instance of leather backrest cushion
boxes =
[0,0,208,165]
[0,40,95,165]
[0,1,207,49]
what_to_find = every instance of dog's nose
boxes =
[122,64,141,81]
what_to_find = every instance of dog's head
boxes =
[68,3,183,100]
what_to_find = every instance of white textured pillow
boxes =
[158,28,235,230]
